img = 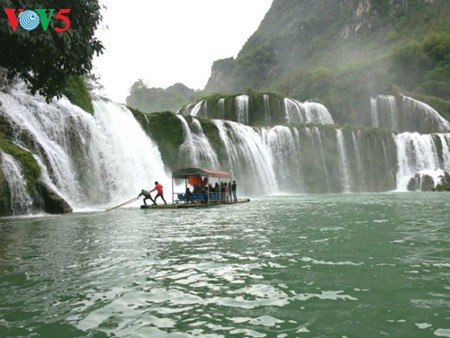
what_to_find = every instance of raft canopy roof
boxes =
[172,167,232,179]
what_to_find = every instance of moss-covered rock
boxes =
[0,133,41,195]
[37,181,72,214]
[62,76,94,113]
[130,108,184,170]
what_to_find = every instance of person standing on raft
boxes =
[150,181,167,205]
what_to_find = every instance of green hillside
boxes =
[205,0,450,124]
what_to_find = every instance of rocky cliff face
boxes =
[204,0,450,125]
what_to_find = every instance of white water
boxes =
[177,115,219,168]
[336,129,351,192]
[370,96,379,128]
[401,96,450,132]
[284,98,334,125]
[0,86,106,208]
[213,120,278,195]
[1,151,33,214]
[312,127,331,191]
[218,98,225,119]
[395,132,442,191]
[235,95,249,125]
[263,94,271,125]
[266,125,303,192]
[351,130,364,188]
[190,101,204,117]
[93,99,169,205]
[0,86,169,210]
[437,134,450,172]
[2,85,450,214]
[377,95,399,130]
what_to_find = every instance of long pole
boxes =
[105,197,139,212]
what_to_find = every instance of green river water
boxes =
[0,193,449,338]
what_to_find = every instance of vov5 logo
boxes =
[4,8,71,32]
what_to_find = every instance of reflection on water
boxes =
[0,193,449,337]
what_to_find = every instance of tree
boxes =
[0,0,104,101]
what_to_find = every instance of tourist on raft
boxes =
[138,189,155,206]
[151,181,167,205]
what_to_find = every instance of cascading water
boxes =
[370,96,379,128]
[395,132,443,191]
[266,125,303,192]
[312,127,331,191]
[2,83,450,215]
[284,98,334,125]
[263,94,271,125]
[437,134,450,172]
[336,129,351,192]
[218,98,225,119]
[235,95,249,125]
[374,95,399,131]
[177,115,219,168]
[0,85,169,211]
[401,96,450,132]
[371,94,450,133]
[190,101,205,117]
[212,120,278,195]
[92,99,169,204]
[351,130,364,188]
[1,151,33,214]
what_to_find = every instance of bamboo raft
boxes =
[140,198,250,209]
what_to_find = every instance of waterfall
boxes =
[437,134,450,172]
[212,120,277,195]
[395,132,442,191]
[284,98,334,124]
[190,101,205,117]
[401,95,450,133]
[0,86,169,211]
[376,95,399,131]
[351,131,364,189]
[218,98,225,119]
[2,84,450,214]
[312,127,331,191]
[336,129,351,192]
[235,95,249,125]
[177,115,219,168]
[1,151,33,214]
[370,96,379,128]
[266,126,303,192]
[0,87,106,207]
[92,99,168,204]
[263,94,271,125]
[303,102,334,125]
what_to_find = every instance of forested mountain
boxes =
[205,0,450,125]
[126,80,200,113]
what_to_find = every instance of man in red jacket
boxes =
[150,181,167,205]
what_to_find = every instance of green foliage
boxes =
[391,32,450,100]
[126,80,201,113]
[0,0,104,101]
[0,133,41,194]
[129,108,183,170]
[62,76,94,113]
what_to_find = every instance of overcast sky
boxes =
[93,0,273,103]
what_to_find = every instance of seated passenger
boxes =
[185,187,193,203]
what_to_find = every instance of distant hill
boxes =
[126,80,200,113]
[204,0,450,124]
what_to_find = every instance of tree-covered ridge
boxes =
[0,0,103,101]
[126,80,201,113]
[205,0,450,123]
